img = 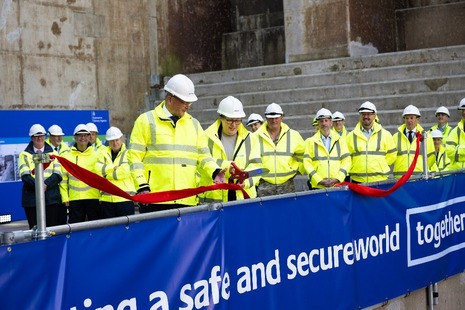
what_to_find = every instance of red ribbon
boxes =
[51,155,249,203]
[337,131,422,198]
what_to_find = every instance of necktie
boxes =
[408,131,413,143]
[54,147,58,152]
[170,115,179,125]
[36,149,42,154]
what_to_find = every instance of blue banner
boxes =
[0,110,109,220]
[1,173,465,309]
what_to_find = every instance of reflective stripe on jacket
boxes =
[445,120,465,170]
[96,144,136,203]
[303,131,351,189]
[19,141,63,208]
[128,101,219,206]
[199,119,262,202]
[430,123,452,138]
[346,122,397,183]
[255,122,304,185]
[435,146,450,172]
[392,124,437,178]
[60,143,99,202]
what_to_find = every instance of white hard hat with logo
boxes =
[435,106,450,117]
[246,113,264,126]
[358,101,377,114]
[48,124,64,136]
[315,108,332,120]
[430,129,443,139]
[265,103,284,118]
[217,96,246,118]
[402,105,421,117]
[458,98,465,110]
[74,124,90,135]
[29,124,46,137]
[105,127,123,141]
[86,122,98,133]
[164,74,198,103]
[332,111,345,121]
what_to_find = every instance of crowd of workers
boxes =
[19,73,465,228]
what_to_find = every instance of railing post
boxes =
[421,131,429,180]
[33,152,50,240]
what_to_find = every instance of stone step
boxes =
[189,74,465,111]
[194,60,465,97]
[188,44,465,85]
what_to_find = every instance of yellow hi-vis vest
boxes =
[255,122,304,185]
[198,119,262,202]
[445,120,465,170]
[346,122,397,183]
[435,146,450,172]
[96,144,136,203]
[60,144,99,202]
[128,101,220,206]
[303,131,351,189]
[392,124,437,178]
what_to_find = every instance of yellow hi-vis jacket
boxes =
[435,146,450,172]
[95,144,136,203]
[198,119,262,202]
[346,122,397,183]
[332,126,348,139]
[303,131,351,189]
[392,124,437,178]
[128,101,220,206]
[445,120,465,170]
[46,138,70,155]
[255,122,304,185]
[430,123,452,138]
[60,143,99,203]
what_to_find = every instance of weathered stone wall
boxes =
[0,0,152,134]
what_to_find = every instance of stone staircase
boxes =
[186,45,465,139]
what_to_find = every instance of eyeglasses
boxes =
[224,118,242,125]
[171,95,192,106]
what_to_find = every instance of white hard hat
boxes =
[358,101,377,114]
[315,108,332,120]
[74,124,90,135]
[458,98,465,110]
[435,106,450,117]
[246,113,264,126]
[105,126,123,141]
[29,124,46,137]
[402,105,421,117]
[48,124,64,136]
[217,96,246,118]
[86,122,98,133]
[332,111,345,120]
[265,103,284,118]
[164,74,198,103]
[430,129,443,139]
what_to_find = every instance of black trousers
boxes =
[139,203,189,213]
[101,201,135,218]
[24,203,67,229]
[68,199,101,223]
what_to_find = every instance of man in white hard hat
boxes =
[430,129,450,172]
[128,74,226,212]
[254,102,304,196]
[246,113,264,132]
[199,96,262,202]
[392,105,437,178]
[331,111,347,138]
[96,127,136,217]
[46,124,70,155]
[445,98,465,169]
[86,122,104,151]
[19,124,65,228]
[303,108,351,189]
[60,124,101,223]
[430,106,451,138]
[346,101,397,183]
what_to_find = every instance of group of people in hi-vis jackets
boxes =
[19,72,465,226]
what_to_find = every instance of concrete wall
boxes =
[0,0,152,134]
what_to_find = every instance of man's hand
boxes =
[214,168,227,184]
